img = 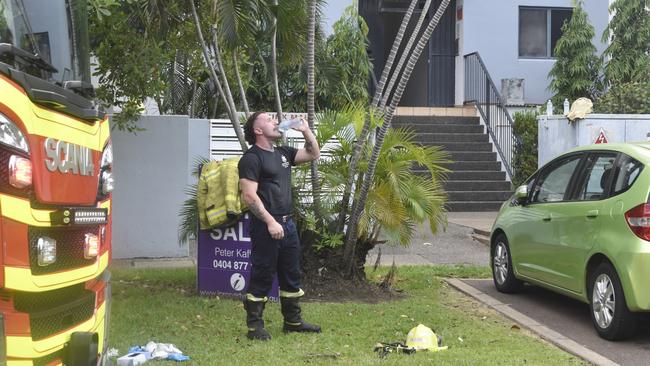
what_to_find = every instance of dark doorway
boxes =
[360,0,456,107]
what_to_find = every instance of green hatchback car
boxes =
[491,143,650,340]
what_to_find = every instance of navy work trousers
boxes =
[247,216,301,298]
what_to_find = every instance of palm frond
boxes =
[178,156,210,245]
[178,184,199,246]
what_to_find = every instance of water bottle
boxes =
[278,118,302,132]
[546,100,553,116]
[563,98,570,115]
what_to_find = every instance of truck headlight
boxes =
[37,236,57,266]
[0,113,29,153]
[98,142,114,196]
[84,233,100,259]
[8,155,32,189]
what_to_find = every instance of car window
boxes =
[611,154,644,196]
[575,153,617,201]
[531,155,581,203]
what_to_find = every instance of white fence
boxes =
[209,114,340,161]
[210,114,344,206]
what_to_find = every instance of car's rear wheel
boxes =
[491,234,523,293]
[589,262,637,340]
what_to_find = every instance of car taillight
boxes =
[625,203,650,241]
[8,155,31,189]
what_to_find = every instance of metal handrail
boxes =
[464,52,522,181]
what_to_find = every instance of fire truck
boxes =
[0,0,113,364]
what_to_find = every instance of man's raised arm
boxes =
[293,120,320,164]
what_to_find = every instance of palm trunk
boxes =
[271,0,283,121]
[343,0,451,273]
[339,0,418,249]
[232,49,251,118]
[306,0,323,223]
[380,0,433,108]
[210,27,239,123]
[189,0,247,151]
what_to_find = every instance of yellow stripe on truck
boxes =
[4,252,109,292]
[6,301,106,358]
[0,194,112,226]
[1,77,104,149]
[0,194,54,226]
[7,360,53,366]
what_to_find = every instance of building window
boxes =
[519,7,573,58]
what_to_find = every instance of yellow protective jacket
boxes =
[197,157,247,229]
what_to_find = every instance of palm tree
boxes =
[270,0,283,121]
[340,0,419,254]
[216,0,258,117]
[310,109,448,276]
[343,0,451,273]
[189,0,247,150]
[210,25,240,127]
[306,0,323,222]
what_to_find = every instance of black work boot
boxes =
[244,300,271,340]
[280,297,321,333]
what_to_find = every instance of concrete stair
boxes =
[393,114,512,212]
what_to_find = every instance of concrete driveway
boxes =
[454,279,650,366]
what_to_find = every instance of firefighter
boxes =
[238,112,322,340]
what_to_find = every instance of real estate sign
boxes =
[197,214,279,301]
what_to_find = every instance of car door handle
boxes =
[586,210,599,219]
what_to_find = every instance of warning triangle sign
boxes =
[595,128,608,144]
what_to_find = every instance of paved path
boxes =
[366,222,489,266]
[451,279,650,366]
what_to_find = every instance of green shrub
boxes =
[548,0,601,106]
[512,110,539,187]
[594,82,650,114]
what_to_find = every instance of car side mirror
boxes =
[515,185,528,204]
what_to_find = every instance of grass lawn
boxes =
[109,265,585,365]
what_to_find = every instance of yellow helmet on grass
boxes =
[405,324,448,352]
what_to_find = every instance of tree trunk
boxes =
[343,0,451,274]
[271,0,283,122]
[306,0,323,223]
[189,0,247,151]
[210,26,240,123]
[340,0,419,256]
[232,49,251,118]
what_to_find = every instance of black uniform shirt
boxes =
[238,145,297,215]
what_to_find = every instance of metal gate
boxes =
[428,0,456,107]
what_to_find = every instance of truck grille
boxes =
[14,284,96,341]
[28,225,99,275]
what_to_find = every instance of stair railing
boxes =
[464,52,522,182]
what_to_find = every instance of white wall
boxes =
[111,115,210,259]
[458,0,609,105]
[538,115,650,167]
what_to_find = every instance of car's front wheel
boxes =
[589,262,637,340]
[491,234,523,293]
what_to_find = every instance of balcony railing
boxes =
[464,52,521,181]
